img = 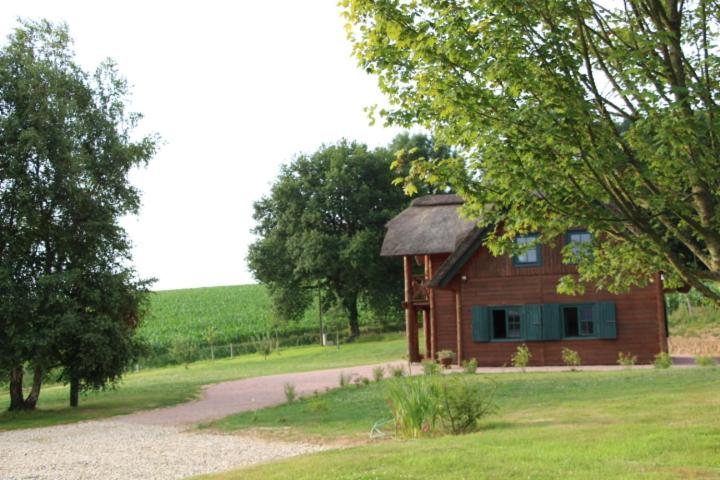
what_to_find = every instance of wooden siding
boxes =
[431,240,666,366]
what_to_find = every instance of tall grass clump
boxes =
[387,376,497,438]
[372,366,385,382]
[561,348,582,371]
[511,344,532,371]
[387,376,440,438]
[462,358,478,374]
[653,352,672,369]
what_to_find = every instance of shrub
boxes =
[354,375,370,387]
[339,371,353,387]
[283,382,297,404]
[388,364,406,378]
[561,347,582,371]
[372,366,385,382]
[653,352,673,369]
[695,355,718,367]
[387,376,440,438]
[252,331,279,360]
[170,337,199,368]
[462,358,478,374]
[422,361,441,375]
[511,344,532,371]
[617,352,637,367]
[387,376,497,438]
[307,398,329,413]
[436,376,497,434]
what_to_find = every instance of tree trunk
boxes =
[69,374,80,408]
[23,365,43,410]
[8,366,25,411]
[346,294,360,339]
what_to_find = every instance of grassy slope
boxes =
[203,368,720,480]
[0,336,405,431]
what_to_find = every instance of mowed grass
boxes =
[202,367,720,480]
[0,335,405,431]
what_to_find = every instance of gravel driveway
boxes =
[0,362,406,480]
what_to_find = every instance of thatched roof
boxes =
[380,194,476,256]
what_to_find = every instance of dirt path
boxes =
[118,361,407,426]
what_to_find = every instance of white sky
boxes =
[0,1,406,291]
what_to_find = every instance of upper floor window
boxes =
[566,230,592,261]
[513,234,541,267]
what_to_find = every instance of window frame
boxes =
[565,229,593,264]
[561,303,597,339]
[490,305,523,341]
[512,233,542,267]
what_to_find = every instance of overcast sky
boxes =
[0,1,408,291]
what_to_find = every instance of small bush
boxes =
[388,364,406,378]
[283,382,297,404]
[561,347,582,371]
[422,361,441,375]
[387,376,497,438]
[511,344,532,371]
[354,375,370,387]
[436,376,497,435]
[339,371,353,387]
[372,366,385,382]
[617,352,637,367]
[252,331,279,360]
[170,337,199,368]
[462,358,478,374]
[653,352,673,369]
[437,350,457,368]
[695,355,718,367]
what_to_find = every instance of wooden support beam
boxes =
[455,286,463,365]
[404,256,421,362]
[656,273,669,353]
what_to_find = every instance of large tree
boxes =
[0,20,156,410]
[342,1,720,302]
[248,139,410,337]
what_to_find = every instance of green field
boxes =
[140,284,399,353]
[0,335,406,431]
[202,367,720,479]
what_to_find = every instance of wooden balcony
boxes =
[409,274,429,306]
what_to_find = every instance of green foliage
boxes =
[372,366,385,382]
[422,361,440,376]
[387,375,497,438]
[386,376,440,438]
[695,355,718,367]
[0,19,158,409]
[388,365,406,378]
[247,138,411,336]
[511,345,532,371]
[653,352,673,369]
[283,383,297,404]
[342,0,720,304]
[436,350,456,365]
[462,358,478,374]
[251,331,279,360]
[561,348,582,371]
[435,376,497,435]
[617,352,638,368]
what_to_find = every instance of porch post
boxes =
[455,286,463,365]
[404,255,421,362]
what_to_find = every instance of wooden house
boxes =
[381,194,669,366]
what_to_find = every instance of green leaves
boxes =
[343,0,720,302]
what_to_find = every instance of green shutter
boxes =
[472,306,490,342]
[523,304,543,340]
[594,301,617,339]
[542,303,562,340]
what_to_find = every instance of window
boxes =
[513,234,541,266]
[491,307,522,339]
[566,230,592,261]
[562,305,595,337]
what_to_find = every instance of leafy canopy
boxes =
[247,139,412,336]
[342,0,720,301]
[0,19,156,407]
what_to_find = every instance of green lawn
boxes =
[202,367,720,480]
[0,335,405,431]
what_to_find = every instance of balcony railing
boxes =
[410,274,429,305]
